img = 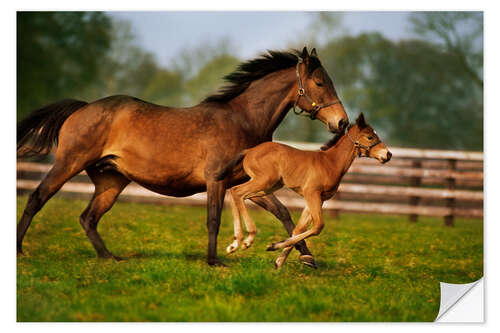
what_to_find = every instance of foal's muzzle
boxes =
[381,151,392,164]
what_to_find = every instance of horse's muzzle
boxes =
[328,119,348,134]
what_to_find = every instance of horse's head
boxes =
[349,113,392,163]
[294,47,349,134]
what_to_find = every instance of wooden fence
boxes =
[17,142,483,226]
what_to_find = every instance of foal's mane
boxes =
[319,124,354,151]
[203,49,322,103]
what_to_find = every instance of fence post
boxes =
[408,160,422,222]
[444,159,457,226]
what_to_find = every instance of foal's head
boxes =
[295,47,348,133]
[348,113,392,164]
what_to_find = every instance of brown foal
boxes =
[218,113,391,268]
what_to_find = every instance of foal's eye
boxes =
[315,81,323,87]
[367,136,374,140]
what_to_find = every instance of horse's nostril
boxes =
[386,151,392,161]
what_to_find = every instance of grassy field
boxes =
[16,195,483,322]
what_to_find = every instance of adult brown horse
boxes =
[17,47,348,266]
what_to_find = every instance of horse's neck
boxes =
[325,129,358,175]
[229,68,297,141]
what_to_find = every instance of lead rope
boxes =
[292,57,307,117]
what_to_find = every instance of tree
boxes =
[184,54,240,105]
[80,19,166,102]
[316,33,482,150]
[409,12,483,89]
[17,12,112,119]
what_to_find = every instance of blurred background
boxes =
[17,11,483,150]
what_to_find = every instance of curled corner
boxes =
[435,278,483,322]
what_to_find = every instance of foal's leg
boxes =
[267,192,324,251]
[230,178,272,250]
[17,158,88,255]
[274,207,312,269]
[226,192,245,254]
[79,168,130,260]
[250,194,317,268]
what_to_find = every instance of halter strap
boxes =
[347,127,381,157]
[292,57,342,120]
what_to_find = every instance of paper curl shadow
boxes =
[435,278,483,322]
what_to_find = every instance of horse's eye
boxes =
[315,81,323,87]
[367,136,374,140]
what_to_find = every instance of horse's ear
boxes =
[356,113,367,128]
[310,48,318,57]
[301,46,309,58]
[301,46,310,63]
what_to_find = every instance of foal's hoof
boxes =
[112,255,124,262]
[242,241,252,250]
[266,242,281,251]
[299,255,318,269]
[207,258,227,267]
[266,243,279,251]
[226,244,237,254]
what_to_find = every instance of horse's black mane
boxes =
[203,49,322,103]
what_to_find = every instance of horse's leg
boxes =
[275,207,313,269]
[17,160,87,255]
[267,192,324,251]
[79,168,130,260]
[206,179,226,266]
[250,194,317,268]
[226,191,245,254]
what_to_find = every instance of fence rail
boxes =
[17,142,483,225]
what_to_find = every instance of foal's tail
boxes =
[215,150,248,181]
[17,99,88,157]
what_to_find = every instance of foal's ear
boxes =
[356,113,367,128]
[310,48,318,57]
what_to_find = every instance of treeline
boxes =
[17,12,483,150]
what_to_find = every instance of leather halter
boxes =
[347,127,381,157]
[292,57,342,120]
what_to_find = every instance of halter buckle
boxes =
[298,88,305,96]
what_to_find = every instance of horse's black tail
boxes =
[17,99,88,157]
[215,150,248,181]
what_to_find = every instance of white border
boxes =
[2,1,497,331]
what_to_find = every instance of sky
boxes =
[108,11,412,67]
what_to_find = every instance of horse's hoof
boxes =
[299,255,318,269]
[17,250,24,257]
[207,258,227,267]
[98,253,122,261]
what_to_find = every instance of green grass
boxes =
[17,195,483,322]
